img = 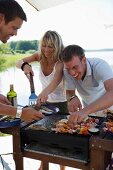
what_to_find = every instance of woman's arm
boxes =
[16,53,39,67]
[16,53,40,76]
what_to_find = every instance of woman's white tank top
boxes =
[39,65,66,103]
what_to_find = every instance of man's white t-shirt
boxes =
[64,58,113,107]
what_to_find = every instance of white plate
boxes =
[89,110,108,117]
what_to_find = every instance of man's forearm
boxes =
[66,90,76,101]
[82,90,113,115]
[0,103,16,116]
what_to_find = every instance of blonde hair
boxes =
[39,31,64,62]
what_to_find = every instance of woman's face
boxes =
[41,43,55,58]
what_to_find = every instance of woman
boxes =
[16,30,67,170]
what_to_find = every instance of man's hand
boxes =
[21,107,45,122]
[0,94,11,105]
[68,111,87,128]
[68,97,82,112]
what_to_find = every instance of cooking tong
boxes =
[28,73,59,115]
[29,72,37,106]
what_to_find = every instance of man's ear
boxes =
[82,56,86,64]
[0,14,4,23]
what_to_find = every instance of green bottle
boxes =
[7,84,17,107]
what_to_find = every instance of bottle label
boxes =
[8,96,17,107]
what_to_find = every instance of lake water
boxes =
[0,51,113,106]
[86,51,113,66]
[0,65,42,106]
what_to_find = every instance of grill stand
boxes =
[0,126,113,170]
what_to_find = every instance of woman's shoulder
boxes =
[55,61,64,69]
[55,60,63,66]
[33,52,41,61]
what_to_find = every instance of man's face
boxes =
[0,15,23,43]
[64,55,87,80]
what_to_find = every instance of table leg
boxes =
[90,148,111,170]
[12,127,23,170]
[42,161,49,170]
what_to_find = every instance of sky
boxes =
[10,0,113,49]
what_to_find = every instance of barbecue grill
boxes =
[20,113,105,162]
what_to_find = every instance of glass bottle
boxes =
[7,84,17,107]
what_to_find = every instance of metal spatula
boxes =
[29,73,37,106]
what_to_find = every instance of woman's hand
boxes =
[23,64,34,79]
[37,92,48,106]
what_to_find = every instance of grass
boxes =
[3,53,27,68]
[0,53,28,71]
[0,132,10,137]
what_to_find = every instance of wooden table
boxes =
[89,136,112,170]
[1,125,113,170]
[0,126,23,170]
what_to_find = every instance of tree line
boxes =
[0,40,39,54]
[0,40,39,71]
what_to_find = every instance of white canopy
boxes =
[25,0,74,11]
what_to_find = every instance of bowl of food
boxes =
[88,127,100,134]
[0,116,21,128]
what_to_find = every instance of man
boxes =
[0,0,44,122]
[62,44,113,127]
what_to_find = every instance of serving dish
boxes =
[0,115,21,128]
